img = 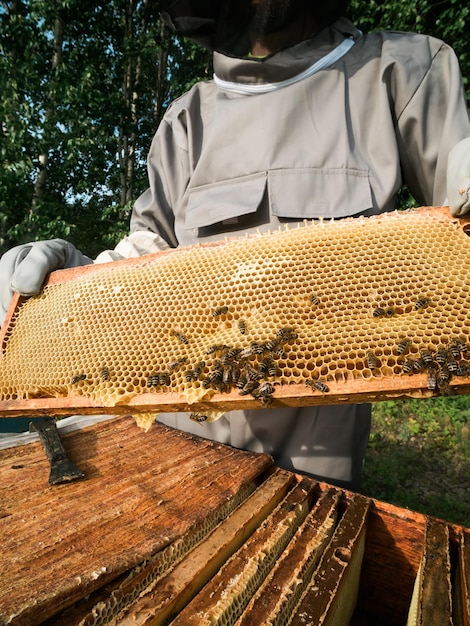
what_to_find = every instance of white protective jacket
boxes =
[100,17,470,488]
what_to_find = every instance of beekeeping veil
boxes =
[160,0,348,56]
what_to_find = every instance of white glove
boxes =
[0,239,92,325]
[447,137,470,217]
[94,230,170,263]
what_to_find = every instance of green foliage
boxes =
[362,398,470,526]
[0,1,468,256]
[0,0,210,256]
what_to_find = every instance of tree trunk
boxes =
[119,0,151,207]
[30,10,64,217]
[154,19,169,126]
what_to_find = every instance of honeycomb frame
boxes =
[1,206,470,420]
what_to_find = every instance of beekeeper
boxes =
[1,0,469,488]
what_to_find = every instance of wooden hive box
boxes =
[1,206,469,624]
[0,416,468,625]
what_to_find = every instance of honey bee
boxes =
[238,380,260,396]
[100,367,109,381]
[213,359,224,373]
[268,361,279,377]
[372,307,385,318]
[239,347,254,360]
[258,381,275,395]
[436,369,452,395]
[147,375,159,387]
[437,365,452,383]
[252,381,275,405]
[261,338,282,353]
[270,343,286,358]
[415,297,431,310]
[437,379,452,396]
[277,327,298,342]
[206,344,230,355]
[426,367,437,390]
[436,346,449,365]
[224,347,242,361]
[193,361,205,378]
[456,362,469,377]
[402,359,415,374]
[446,354,459,373]
[366,351,379,370]
[447,342,461,360]
[250,341,265,355]
[420,349,434,365]
[396,338,411,355]
[230,363,240,385]
[71,373,86,384]
[236,371,248,389]
[222,365,233,385]
[259,356,275,375]
[238,320,247,335]
[147,372,170,387]
[202,370,223,388]
[189,412,208,423]
[159,372,171,386]
[253,394,273,406]
[168,357,188,371]
[450,336,468,355]
[305,378,330,393]
[245,366,264,381]
[412,357,426,373]
[212,305,229,317]
[310,293,320,305]
[173,331,189,345]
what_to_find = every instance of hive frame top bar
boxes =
[1,206,470,419]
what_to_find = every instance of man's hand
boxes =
[0,239,92,325]
[447,137,470,217]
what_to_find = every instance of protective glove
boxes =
[447,137,470,217]
[0,239,92,326]
[94,230,170,263]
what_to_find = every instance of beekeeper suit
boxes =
[1,0,470,489]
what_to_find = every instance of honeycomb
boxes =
[1,206,470,414]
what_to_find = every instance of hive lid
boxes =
[1,206,470,420]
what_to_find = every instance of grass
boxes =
[360,396,470,527]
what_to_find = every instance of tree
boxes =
[0,0,210,257]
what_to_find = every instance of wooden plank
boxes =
[1,373,470,418]
[289,494,370,626]
[354,498,426,625]
[235,487,341,626]
[406,517,453,626]
[91,470,297,626]
[453,529,470,626]
[0,417,273,626]
[169,477,319,626]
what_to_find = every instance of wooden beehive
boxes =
[1,206,470,425]
[0,416,468,625]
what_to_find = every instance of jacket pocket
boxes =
[185,172,267,230]
[268,168,373,219]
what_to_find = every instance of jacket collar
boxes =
[213,18,361,86]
